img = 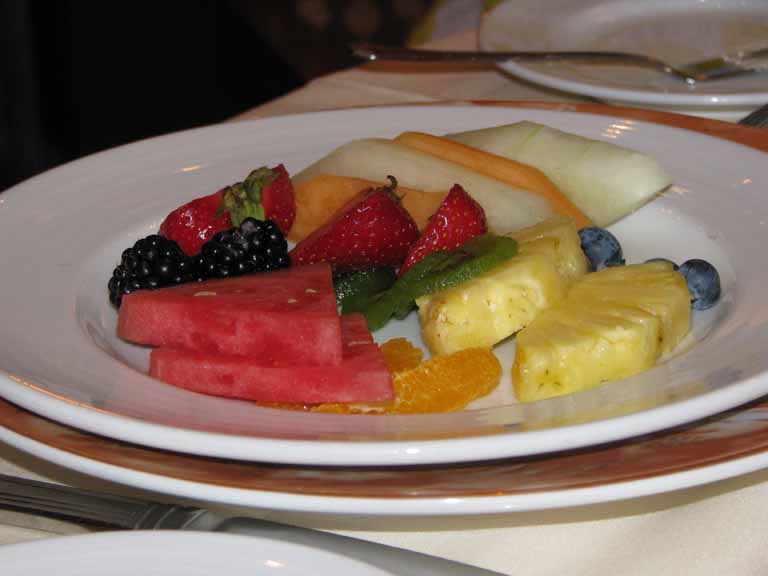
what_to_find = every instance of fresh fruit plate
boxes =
[1,103,767,470]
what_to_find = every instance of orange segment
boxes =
[380,337,423,373]
[256,402,312,411]
[387,347,501,414]
[312,402,386,415]
[314,343,501,415]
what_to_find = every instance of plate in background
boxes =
[0,531,392,576]
[479,0,768,117]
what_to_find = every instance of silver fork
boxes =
[0,473,505,576]
[739,102,768,128]
[351,42,768,84]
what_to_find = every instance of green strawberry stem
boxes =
[218,167,277,226]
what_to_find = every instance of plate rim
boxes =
[3,396,768,515]
[0,528,391,575]
[1,101,768,467]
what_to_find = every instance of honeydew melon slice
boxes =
[448,121,672,226]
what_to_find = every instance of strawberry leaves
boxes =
[161,165,295,256]
[220,167,276,225]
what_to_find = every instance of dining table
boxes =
[2,26,768,576]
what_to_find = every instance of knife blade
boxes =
[0,473,506,576]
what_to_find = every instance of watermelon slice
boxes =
[118,263,342,366]
[149,314,393,404]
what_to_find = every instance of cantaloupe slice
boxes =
[289,174,446,243]
[394,131,592,229]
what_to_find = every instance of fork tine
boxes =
[351,43,768,83]
[682,46,768,83]
[0,473,151,528]
[738,103,768,128]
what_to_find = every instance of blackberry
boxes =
[108,219,290,308]
[195,218,290,279]
[108,234,199,307]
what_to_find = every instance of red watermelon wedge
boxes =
[118,263,342,366]
[149,314,393,404]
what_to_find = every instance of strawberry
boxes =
[259,164,295,234]
[159,164,296,256]
[290,176,419,270]
[398,183,487,277]
[220,164,295,235]
[159,189,232,256]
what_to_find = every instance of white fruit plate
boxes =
[0,104,766,467]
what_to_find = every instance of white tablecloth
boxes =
[231,30,581,122]
[3,28,768,576]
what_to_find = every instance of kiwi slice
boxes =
[364,235,518,331]
[334,267,397,315]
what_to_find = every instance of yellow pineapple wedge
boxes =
[514,305,662,402]
[509,215,590,286]
[567,262,691,355]
[417,253,566,355]
[513,262,691,402]
[416,217,587,356]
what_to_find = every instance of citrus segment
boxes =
[316,345,501,414]
[388,347,501,414]
[380,338,423,373]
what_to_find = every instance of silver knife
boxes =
[0,473,506,576]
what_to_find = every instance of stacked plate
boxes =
[1,103,768,515]
[479,0,768,121]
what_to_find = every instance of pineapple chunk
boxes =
[509,216,590,285]
[416,253,566,355]
[513,305,662,402]
[513,263,691,402]
[568,264,691,355]
[416,216,587,356]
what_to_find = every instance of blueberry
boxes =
[578,227,625,271]
[679,259,721,310]
[645,257,679,270]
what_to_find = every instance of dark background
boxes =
[0,0,425,192]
